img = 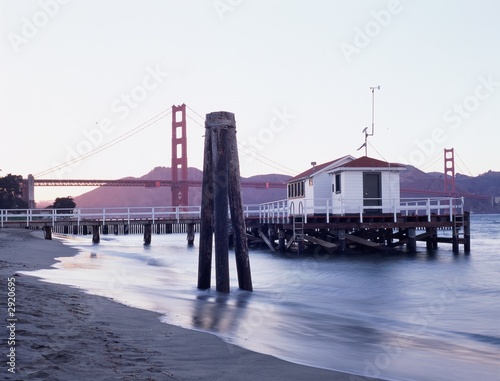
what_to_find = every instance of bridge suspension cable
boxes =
[186,106,298,176]
[35,109,172,178]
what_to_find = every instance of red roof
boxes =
[286,155,353,183]
[341,156,405,169]
[286,156,404,183]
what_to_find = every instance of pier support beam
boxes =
[464,211,471,253]
[187,223,195,246]
[452,227,459,254]
[114,225,119,235]
[278,229,286,252]
[92,226,100,244]
[44,226,52,240]
[197,111,252,293]
[73,225,78,235]
[338,229,346,253]
[407,228,416,253]
[83,225,88,235]
[144,223,152,245]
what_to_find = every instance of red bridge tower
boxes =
[171,104,189,206]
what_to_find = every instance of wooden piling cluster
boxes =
[198,111,253,293]
[245,211,472,255]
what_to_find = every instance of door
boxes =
[363,172,382,214]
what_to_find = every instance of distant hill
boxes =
[400,166,500,213]
[74,167,290,208]
[73,165,500,213]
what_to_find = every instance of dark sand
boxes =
[0,229,384,381]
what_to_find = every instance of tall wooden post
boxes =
[198,125,215,290]
[227,120,253,291]
[197,111,253,293]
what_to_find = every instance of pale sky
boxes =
[1,0,499,202]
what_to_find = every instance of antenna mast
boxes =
[358,86,380,156]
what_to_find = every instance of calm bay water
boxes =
[26,215,500,381]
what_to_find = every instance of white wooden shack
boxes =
[286,155,405,215]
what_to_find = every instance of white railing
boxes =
[257,197,464,224]
[0,206,202,228]
[0,197,465,228]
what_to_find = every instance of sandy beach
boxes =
[0,229,385,381]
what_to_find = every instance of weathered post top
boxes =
[205,111,236,128]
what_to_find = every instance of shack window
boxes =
[335,174,341,193]
[288,180,305,198]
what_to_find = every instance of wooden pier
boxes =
[0,196,470,254]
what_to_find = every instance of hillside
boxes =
[72,166,500,213]
[74,167,290,208]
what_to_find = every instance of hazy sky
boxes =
[1,0,499,202]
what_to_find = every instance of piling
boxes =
[187,223,195,246]
[338,229,346,253]
[73,225,78,235]
[464,211,471,253]
[278,229,286,253]
[144,223,152,245]
[197,111,252,293]
[92,226,100,244]
[83,225,88,235]
[44,226,52,240]
[407,227,416,253]
[212,115,230,293]
[198,124,215,290]
[227,119,252,291]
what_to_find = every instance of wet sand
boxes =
[0,229,384,381]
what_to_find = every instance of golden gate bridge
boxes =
[20,104,491,208]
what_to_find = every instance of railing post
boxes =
[152,207,155,225]
[326,199,330,223]
[127,208,130,225]
[52,209,56,227]
[426,199,431,222]
[449,198,453,221]
[77,208,81,227]
[360,204,363,223]
[176,206,180,223]
[103,208,106,226]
